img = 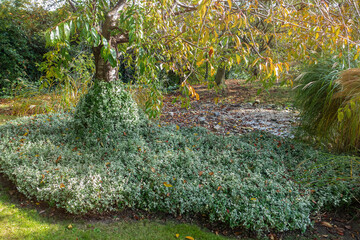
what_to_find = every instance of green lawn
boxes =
[0,115,16,125]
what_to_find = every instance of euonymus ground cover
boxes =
[0,113,359,233]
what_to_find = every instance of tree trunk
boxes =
[205,53,209,82]
[93,45,119,82]
[92,3,128,82]
[215,66,226,86]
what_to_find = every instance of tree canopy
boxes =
[41,0,360,115]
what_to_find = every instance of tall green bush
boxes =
[0,18,47,96]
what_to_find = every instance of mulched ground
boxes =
[160,79,297,138]
[0,79,359,239]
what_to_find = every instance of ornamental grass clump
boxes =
[0,114,359,233]
[332,68,360,152]
[294,60,360,153]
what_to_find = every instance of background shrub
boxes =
[0,18,47,96]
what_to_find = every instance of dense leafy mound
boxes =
[74,81,143,134]
[0,114,359,233]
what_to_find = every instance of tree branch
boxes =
[114,33,129,44]
[174,0,197,10]
[67,0,77,12]
[109,0,127,17]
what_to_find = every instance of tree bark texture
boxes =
[215,66,226,86]
[93,0,128,82]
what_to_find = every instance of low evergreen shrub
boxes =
[73,80,144,135]
[0,114,358,233]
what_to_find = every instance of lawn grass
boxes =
[0,181,228,240]
[0,115,17,125]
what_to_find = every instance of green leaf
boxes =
[346,108,351,118]
[64,23,70,40]
[102,37,108,46]
[108,48,117,67]
[91,28,100,47]
[101,45,110,62]
[50,31,55,44]
[55,26,60,41]
[338,111,344,122]
[69,20,75,35]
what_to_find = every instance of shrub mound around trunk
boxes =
[73,80,143,134]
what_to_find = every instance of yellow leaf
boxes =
[251,57,261,68]
[60,183,65,188]
[235,35,241,48]
[210,64,216,76]
[196,60,204,67]
[67,224,73,229]
[236,55,241,64]
[185,237,194,240]
[175,233,180,238]
[354,49,360,60]
[335,28,340,37]
[100,142,104,147]
[163,182,173,187]
[203,30,209,43]
[354,53,359,60]
[23,132,28,136]
[176,125,180,130]
[227,0,232,10]
[214,97,219,104]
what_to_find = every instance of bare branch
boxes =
[67,0,77,12]
[175,0,198,10]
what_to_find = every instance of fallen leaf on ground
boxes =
[321,221,333,228]
[163,182,173,187]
